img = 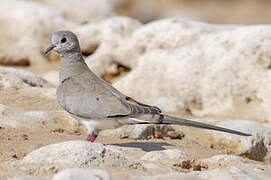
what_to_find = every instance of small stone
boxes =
[12,154,18,159]
[181,160,192,170]
[128,162,145,170]
[21,134,28,140]
[173,160,208,171]
[153,131,163,139]
[166,131,185,140]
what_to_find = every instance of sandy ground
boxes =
[0,122,261,180]
[0,125,219,162]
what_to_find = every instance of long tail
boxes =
[161,114,251,136]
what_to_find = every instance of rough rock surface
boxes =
[141,149,187,162]
[0,67,54,88]
[110,19,271,122]
[0,0,138,67]
[81,16,142,76]
[8,176,51,180]
[140,164,271,180]
[22,141,128,168]
[0,104,77,129]
[0,0,76,66]
[35,0,114,23]
[139,173,202,180]
[207,120,271,162]
[0,67,78,130]
[52,168,110,180]
[192,163,271,180]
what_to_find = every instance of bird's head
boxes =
[44,30,80,55]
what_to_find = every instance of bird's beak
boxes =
[43,44,56,55]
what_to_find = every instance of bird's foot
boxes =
[86,132,98,142]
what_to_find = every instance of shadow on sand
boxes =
[110,141,173,152]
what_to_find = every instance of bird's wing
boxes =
[109,96,162,118]
[57,75,131,119]
[57,69,162,119]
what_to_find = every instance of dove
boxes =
[44,30,251,142]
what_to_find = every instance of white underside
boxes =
[80,118,146,134]
[71,114,158,134]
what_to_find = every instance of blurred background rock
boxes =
[115,0,271,24]
[2,0,271,68]
[1,0,271,120]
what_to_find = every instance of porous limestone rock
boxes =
[193,163,271,180]
[141,149,187,162]
[0,67,54,88]
[0,0,76,65]
[23,141,128,168]
[23,141,106,167]
[138,173,202,180]
[52,168,110,180]
[207,120,271,162]
[35,0,114,23]
[8,176,51,180]
[110,19,271,122]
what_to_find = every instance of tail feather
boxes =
[162,114,251,136]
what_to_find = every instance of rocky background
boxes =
[1,0,271,179]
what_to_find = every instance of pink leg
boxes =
[86,132,98,142]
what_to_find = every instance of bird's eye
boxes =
[61,37,67,43]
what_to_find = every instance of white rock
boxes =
[0,0,122,67]
[107,19,271,122]
[141,149,187,162]
[192,163,271,180]
[0,67,68,122]
[0,67,79,130]
[208,120,271,162]
[99,124,174,139]
[0,103,78,129]
[23,141,105,167]
[84,16,142,76]
[36,0,114,23]
[0,0,115,66]
[0,0,76,65]
[23,141,128,168]
[0,82,59,111]
[52,168,110,180]
[198,154,245,169]
[195,169,236,180]
[139,173,202,180]
[0,67,54,88]
[8,176,51,180]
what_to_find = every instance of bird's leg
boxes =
[86,132,98,142]
[80,120,99,142]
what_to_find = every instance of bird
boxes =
[44,30,251,142]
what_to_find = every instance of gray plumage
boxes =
[44,30,251,141]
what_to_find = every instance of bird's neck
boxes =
[59,51,89,83]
